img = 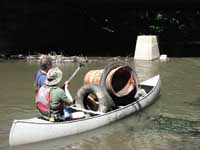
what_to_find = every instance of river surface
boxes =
[0,57,200,150]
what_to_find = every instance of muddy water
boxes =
[0,57,200,150]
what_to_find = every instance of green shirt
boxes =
[50,86,73,113]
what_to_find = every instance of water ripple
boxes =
[154,115,200,136]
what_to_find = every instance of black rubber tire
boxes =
[100,61,137,106]
[76,84,115,113]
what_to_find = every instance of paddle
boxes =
[67,62,85,83]
[62,62,85,103]
[69,106,104,115]
[61,62,85,91]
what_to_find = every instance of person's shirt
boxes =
[50,86,73,110]
[35,70,46,88]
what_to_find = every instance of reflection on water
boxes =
[134,59,160,82]
[0,57,200,150]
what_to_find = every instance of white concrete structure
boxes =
[160,54,168,61]
[134,35,160,60]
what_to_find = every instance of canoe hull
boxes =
[9,75,160,146]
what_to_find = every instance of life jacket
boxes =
[35,85,51,115]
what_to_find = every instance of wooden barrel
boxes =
[83,69,104,85]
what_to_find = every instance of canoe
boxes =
[9,75,160,146]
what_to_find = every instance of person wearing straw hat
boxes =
[36,67,74,121]
[34,55,53,91]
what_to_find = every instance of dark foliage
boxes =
[0,1,200,57]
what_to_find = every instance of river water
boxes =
[0,57,200,150]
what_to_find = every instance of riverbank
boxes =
[0,53,90,63]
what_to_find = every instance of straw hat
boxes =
[45,67,63,86]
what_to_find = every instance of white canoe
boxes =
[9,75,160,146]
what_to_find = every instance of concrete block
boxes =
[134,35,160,60]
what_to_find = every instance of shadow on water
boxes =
[152,114,200,137]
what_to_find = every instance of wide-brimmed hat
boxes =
[45,67,63,86]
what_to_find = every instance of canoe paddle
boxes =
[69,106,104,115]
[67,62,85,83]
[61,62,85,89]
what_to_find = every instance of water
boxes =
[0,57,200,150]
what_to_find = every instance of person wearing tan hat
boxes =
[36,67,74,121]
[34,55,53,91]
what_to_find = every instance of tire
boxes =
[100,61,129,89]
[100,61,137,106]
[76,84,115,113]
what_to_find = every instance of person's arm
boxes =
[64,81,73,103]
[59,81,73,105]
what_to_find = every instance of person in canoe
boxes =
[34,55,53,91]
[35,67,74,122]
